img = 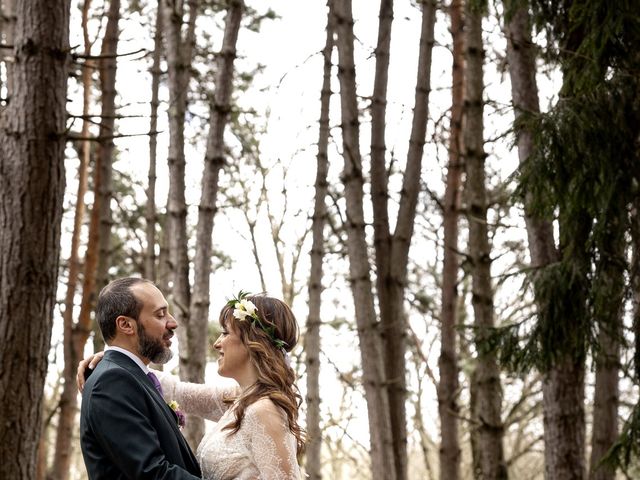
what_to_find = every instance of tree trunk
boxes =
[464,3,507,479]
[369,0,393,368]
[0,0,69,477]
[588,202,624,480]
[157,219,172,293]
[78,151,103,354]
[187,0,243,446]
[162,1,198,423]
[383,3,437,479]
[367,0,402,475]
[504,4,584,479]
[50,1,94,478]
[542,361,586,480]
[36,415,48,480]
[305,4,333,477]
[145,0,163,282]
[437,1,464,478]
[589,332,619,480]
[332,1,396,478]
[503,1,557,269]
[94,0,119,294]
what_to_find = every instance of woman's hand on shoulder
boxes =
[76,351,105,392]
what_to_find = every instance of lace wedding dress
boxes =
[156,371,302,480]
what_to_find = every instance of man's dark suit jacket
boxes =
[80,350,202,479]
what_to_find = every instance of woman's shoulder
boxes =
[245,396,286,421]
[242,397,293,441]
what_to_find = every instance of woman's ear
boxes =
[115,316,136,336]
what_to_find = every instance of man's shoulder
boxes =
[83,354,142,396]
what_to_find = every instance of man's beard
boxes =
[138,323,173,364]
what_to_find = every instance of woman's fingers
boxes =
[89,351,104,369]
[76,351,105,392]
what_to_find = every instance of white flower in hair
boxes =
[227,291,288,350]
[233,299,257,321]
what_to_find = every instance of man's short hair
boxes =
[96,277,153,343]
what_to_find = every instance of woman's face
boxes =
[213,319,256,387]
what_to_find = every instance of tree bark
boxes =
[504,4,584,480]
[437,1,464,478]
[383,3,437,479]
[588,202,624,480]
[187,0,243,445]
[78,151,103,356]
[305,3,333,477]
[94,0,119,293]
[50,1,94,478]
[589,332,619,480]
[0,0,69,477]
[464,3,507,479]
[145,0,163,282]
[367,0,401,475]
[36,415,48,480]
[503,1,557,269]
[78,0,119,342]
[541,361,586,480]
[370,0,393,333]
[332,1,396,478]
[162,1,198,423]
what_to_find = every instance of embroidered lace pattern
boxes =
[156,370,302,480]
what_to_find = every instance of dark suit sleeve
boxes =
[84,367,200,480]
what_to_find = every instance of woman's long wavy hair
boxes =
[219,294,305,454]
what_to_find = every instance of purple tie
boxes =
[147,371,163,397]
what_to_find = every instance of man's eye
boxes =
[221,331,229,336]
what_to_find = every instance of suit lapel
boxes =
[104,351,200,467]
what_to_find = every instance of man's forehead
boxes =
[131,283,167,309]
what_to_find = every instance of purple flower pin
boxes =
[168,400,186,428]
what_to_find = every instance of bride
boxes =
[79,292,305,480]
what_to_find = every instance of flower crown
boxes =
[226,291,288,350]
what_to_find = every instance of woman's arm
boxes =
[152,369,240,422]
[77,352,240,422]
[246,399,302,480]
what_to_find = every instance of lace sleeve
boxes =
[246,399,302,480]
[152,369,240,422]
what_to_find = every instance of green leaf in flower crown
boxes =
[226,290,252,307]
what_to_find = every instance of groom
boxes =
[80,277,201,479]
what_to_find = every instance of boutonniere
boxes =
[168,400,186,428]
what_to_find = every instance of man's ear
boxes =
[115,316,136,336]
